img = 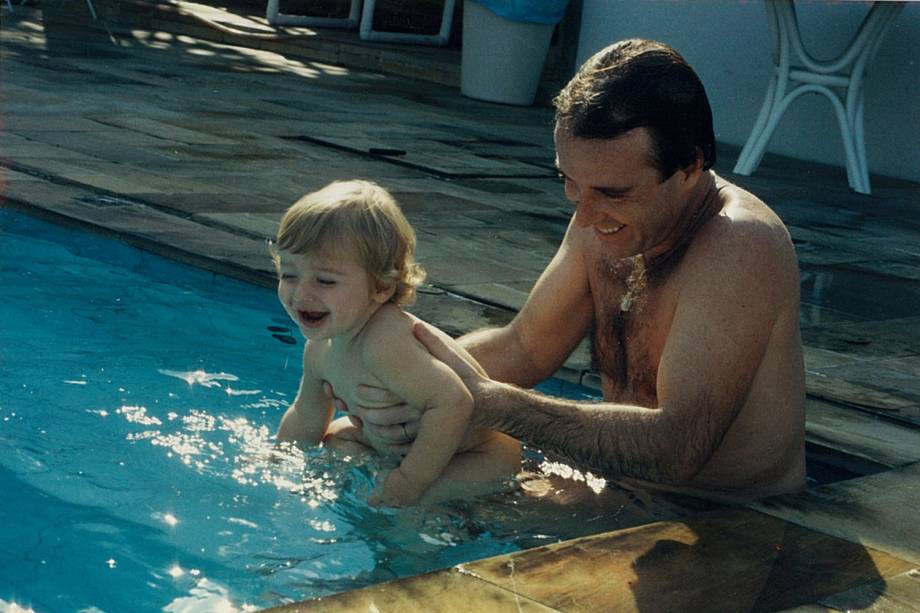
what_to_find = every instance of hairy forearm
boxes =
[475,382,709,484]
[459,327,545,388]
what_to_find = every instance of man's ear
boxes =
[679,149,705,184]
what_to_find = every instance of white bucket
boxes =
[460,0,555,106]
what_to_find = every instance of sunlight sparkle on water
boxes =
[160,512,179,527]
[539,460,608,494]
[0,600,38,613]
[158,369,239,388]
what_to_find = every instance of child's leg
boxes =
[418,432,522,505]
[324,416,374,456]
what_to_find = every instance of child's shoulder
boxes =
[359,305,420,362]
[363,304,416,343]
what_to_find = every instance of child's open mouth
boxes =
[298,310,329,329]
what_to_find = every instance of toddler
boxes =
[273,180,520,506]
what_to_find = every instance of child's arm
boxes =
[362,313,475,506]
[277,344,333,447]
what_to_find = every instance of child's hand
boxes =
[368,468,425,507]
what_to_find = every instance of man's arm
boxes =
[462,217,595,387]
[416,218,795,484]
[338,217,595,443]
[277,346,333,446]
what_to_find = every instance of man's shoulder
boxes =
[701,177,793,259]
[683,178,798,291]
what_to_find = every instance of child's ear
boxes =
[372,279,396,304]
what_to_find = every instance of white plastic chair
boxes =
[733,0,905,195]
[3,0,97,19]
[359,0,455,46]
[266,0,361,28]
[266,0,455,46]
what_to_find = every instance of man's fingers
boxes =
[356,384,401,404]
[413,321,466,370]
[356,404,419,427]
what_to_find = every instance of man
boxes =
[338,39,806,503]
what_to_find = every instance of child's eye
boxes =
[316,278,337,286]
[279,272,297,281]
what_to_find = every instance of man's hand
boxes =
[412,320,490,393]
[322,380,421,455]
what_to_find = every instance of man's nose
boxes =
[573,193,602,228]
[565,181,595,227]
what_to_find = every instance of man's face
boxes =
[554,126,699,261]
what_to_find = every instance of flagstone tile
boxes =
[804,397,920,467]
[464,507,915,612]
[815,569,920,612]
[801,317,920,359]
[267,568,560,612]
[806,373,916,413]
[752,464,920,566]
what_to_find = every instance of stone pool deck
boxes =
[2,2,920,610]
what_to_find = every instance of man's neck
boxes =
[646,170,720,275]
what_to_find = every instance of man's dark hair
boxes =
[554,39,716,179]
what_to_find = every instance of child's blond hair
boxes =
[275,180,425,306]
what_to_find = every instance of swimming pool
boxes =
[1,208,702,612]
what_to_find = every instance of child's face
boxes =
[277,247,391,342]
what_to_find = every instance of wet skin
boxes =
[338,127,806,503]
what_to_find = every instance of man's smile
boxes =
[596,223,626,236]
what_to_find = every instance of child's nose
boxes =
[292,281,314,304]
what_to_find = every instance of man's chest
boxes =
[587,256,677,405]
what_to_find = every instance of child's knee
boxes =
[324,419,372,455]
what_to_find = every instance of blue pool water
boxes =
[0,209,698,612]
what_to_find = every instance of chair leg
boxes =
[359,0,456,46]
[733,73,782,176]
[267,0,361,29]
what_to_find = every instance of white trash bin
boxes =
[460,0,556,106]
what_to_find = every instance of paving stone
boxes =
[816,570,920,612]
[266,568,560,612]
[464,507,915,612]
[805,397,920,467]
[752,464,920,566]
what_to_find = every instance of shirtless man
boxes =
[339,39,806,503]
